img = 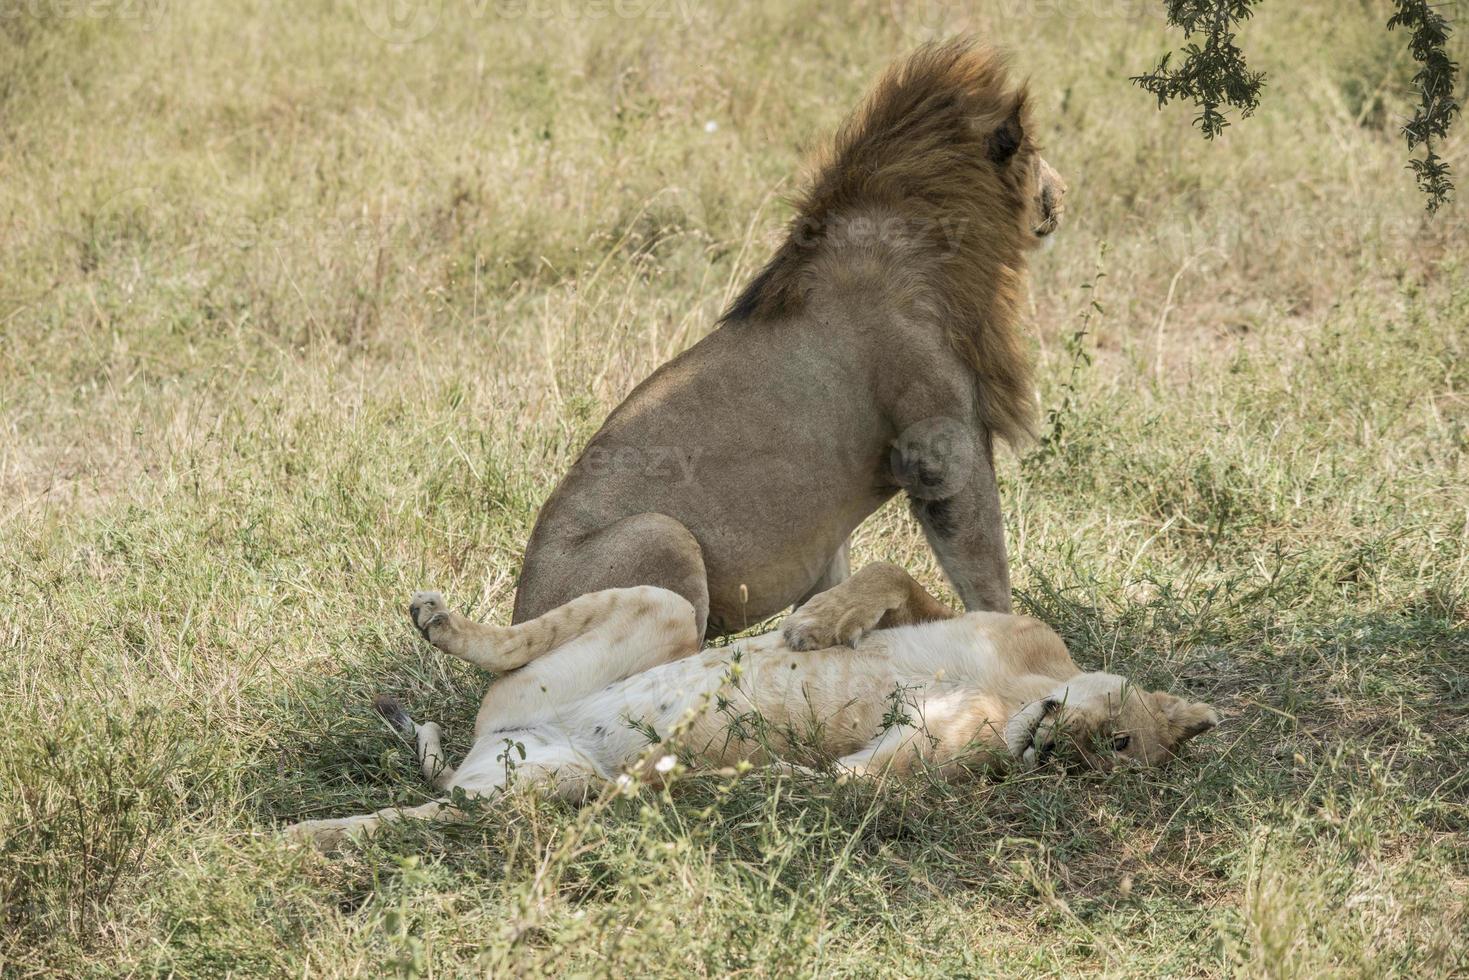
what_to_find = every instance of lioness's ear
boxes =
[1156,694,1221,743]
[985,94,1027,166]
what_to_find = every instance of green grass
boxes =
[2,0,1467,974]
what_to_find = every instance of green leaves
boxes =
[1387,0,1462,211]
[1137,0,1461,211]
[1131,0,1267,140]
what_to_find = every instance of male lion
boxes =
[514,40,1068,640]
[287,564,1217,849]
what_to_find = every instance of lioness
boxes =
[287,565,1217,849]
[514,40,1068,640]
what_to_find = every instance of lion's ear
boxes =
[985,94,1027,166]
[1155,693,1221,743]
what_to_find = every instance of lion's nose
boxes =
[1034,158,1067,236]
[1037,158,1066,193]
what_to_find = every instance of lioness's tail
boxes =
[375,695,456,789]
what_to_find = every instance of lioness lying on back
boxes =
[287,564,1219,849]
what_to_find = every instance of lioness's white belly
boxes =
[475,616,1010,777]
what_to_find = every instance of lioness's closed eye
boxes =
[1005,674,1220,771]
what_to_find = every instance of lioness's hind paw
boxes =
[409,591,450,638]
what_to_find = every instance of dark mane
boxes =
[719,39,1041,445]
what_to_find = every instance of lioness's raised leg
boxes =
[515,512,712,640]
[413,583,701,735]
[410,585,658,674]
[783,562,956,651]
[474,586,700,733]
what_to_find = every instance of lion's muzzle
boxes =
[1033,158,1067,238]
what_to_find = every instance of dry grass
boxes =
[1,0,1466,975]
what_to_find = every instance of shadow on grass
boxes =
[244,639,486,826]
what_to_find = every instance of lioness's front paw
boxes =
[409,591,459,651]
[1004,697,1061,768]
[782,596,870,651]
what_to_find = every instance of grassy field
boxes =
[2,0,1467,974]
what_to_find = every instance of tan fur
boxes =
[287,565,1217,850]
[780,560,959,649]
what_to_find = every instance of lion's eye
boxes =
[1112,735,1131,752]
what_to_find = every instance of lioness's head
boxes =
[1005,673,1219,770]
